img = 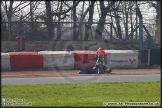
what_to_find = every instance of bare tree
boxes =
[148,1,161,44]
[84,0,96,41]
[56,1,62,40]
[30,1,34,41]
[72,1,77,40]
[1,10,8,40]
[114,7,122,39]
[1,1,35,41]
[43,1,79,40]
[94,0,117,41]
[75,1,96,40]
[130,4,133,39]
[2,0,13,50]
[122,1,135,39]
[137,1,161,44]
[78,1,85,41]
[45,1,54,40]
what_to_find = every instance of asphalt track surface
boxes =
[2,74,160,85]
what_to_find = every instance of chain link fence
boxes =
[1,21,160,52]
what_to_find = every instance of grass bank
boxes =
[1,81,160,107]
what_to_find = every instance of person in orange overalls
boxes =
[95,47,106,74]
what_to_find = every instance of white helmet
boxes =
[98,47,102,50]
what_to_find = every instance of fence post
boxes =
[148,49,150,65]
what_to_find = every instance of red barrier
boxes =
[70,50,96,69]
[8,52,43,70]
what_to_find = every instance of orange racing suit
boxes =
[96,49,105,65]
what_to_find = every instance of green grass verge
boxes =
[1,81,161,107]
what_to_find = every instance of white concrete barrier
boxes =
[105,50,139,68]
[1,53,11,70]
[38,51,74,69]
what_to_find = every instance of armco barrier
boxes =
[1,53,11,71]
[105,50,139,68]
[7,52,43,70]
[38,51,74,69]
[70,50,97,69]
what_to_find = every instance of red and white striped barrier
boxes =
[38,51,74,70]
[1,50,139,71]
[7,52,43,70]
[1,53,11,70]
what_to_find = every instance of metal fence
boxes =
[1,21,160,52]
[141,49,161,65]
[1,22,113,52]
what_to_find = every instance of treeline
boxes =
[1,1,161,43]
